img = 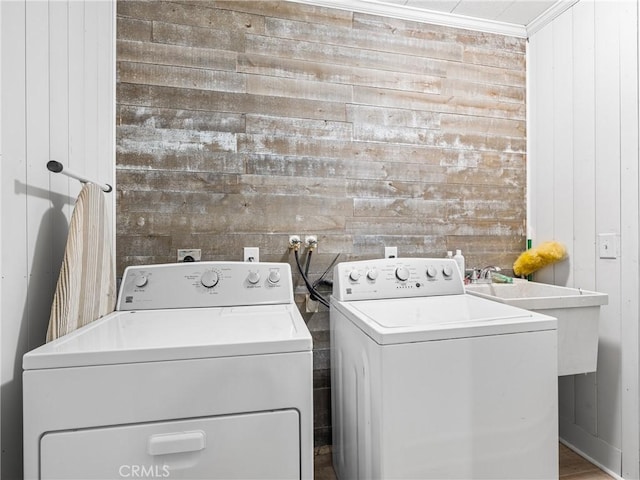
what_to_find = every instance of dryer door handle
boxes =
[147,430,206,456]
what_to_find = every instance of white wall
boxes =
[0,2,3,475]
[0,1,115,478]
[528,1,639,477]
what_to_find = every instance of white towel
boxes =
[46,183,116,342]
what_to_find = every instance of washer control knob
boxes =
[426,266,437,278]
[349,269,361,281]
[135,275,148,288]
[268,270,281,284]
[395,267,410,281]
[247,271,261,285]
[367,269,379,281]
[200,271,219,288]
[442,265,453,277]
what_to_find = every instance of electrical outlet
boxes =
[244,247,259,262]
[177,248,201,262]
[385,246,397,259]
[289,235,301,248]
[305,235,318,250]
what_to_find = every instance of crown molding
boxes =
[289,0,581,39]
[526,0,580,37]
[288,0,528,38]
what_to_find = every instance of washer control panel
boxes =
[117,261,293,311]
[333,258,464,301]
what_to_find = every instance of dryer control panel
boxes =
[117,262,294,311]
[332,258,464,301]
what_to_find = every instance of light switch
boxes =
[598,233,618,259]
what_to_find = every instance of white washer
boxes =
[330,258,558,480]
[23,261,313,480]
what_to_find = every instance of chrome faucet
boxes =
[480,266,501,279]
[469,266,501,284]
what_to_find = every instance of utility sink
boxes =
[466,279,608,376]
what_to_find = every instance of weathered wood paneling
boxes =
[209,0,354,28]
[245,34,449,76]
[118,39,237,71]
[116,0,527,447]
[118,17,152,42]
[353,85,526,119]
[118,61,247,93]
[118,1,265,34]
[264,16,464,61]
[118,83,347,120]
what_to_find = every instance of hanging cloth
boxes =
[46,183,116,342]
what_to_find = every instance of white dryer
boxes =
[330,257,558,480]
[24,261,313,480]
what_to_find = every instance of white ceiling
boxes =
[371,0,560,26]
[293,0,578,37]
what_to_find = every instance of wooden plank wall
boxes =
[115,0,527,446]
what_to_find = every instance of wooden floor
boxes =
[558,443,614,479]
[314,443,614,479]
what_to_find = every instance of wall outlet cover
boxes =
[598,233,619,259]
[244,247,260,262]
[385,246,398,258]
[177,249,201,262]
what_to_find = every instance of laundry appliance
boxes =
[23,261,313,480]
[330,257,558,479]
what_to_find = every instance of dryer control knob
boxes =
[135,275,148,288]
[395,267,410,281]
[367,269,379,281]
[200,271,219,288]
[349,269,361,281]
[442,265,453,277]
[426,266,437,278]
[247,271,261,285]
[268,270,281,284]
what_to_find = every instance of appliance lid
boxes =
[23,305,312,370]
[331,294,557,344]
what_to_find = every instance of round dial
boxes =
[268,270,281,284]
[247,271,261,285]
[426,266,437,278]
[349,269,361,281]
[442,265,453,277]
[135,275,148,288]
[200,271,219,288]
[367,269,378,281]
[395,267,410,281]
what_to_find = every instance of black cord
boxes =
[304,249,312,277]
[294,249,330,308]
[295,249,329,308]
[313,253,340,289]
[305,252,321,302]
